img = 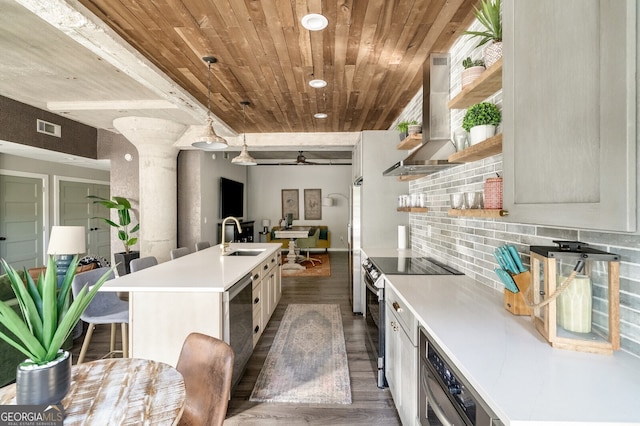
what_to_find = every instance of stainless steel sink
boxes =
[224,250,264,256]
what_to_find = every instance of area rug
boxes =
[249,304,352,404]
[281,253,331,277]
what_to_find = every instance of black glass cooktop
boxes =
[370,257,463,276]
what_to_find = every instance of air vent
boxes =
[37,119,61,138]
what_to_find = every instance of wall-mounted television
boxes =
[220,177,244,219]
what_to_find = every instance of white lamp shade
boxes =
[322,197,334,207]
[262,219,270,227]
[47,226,86,255]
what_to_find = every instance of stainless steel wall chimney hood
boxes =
[383,53,461,177]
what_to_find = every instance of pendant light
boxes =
[231,101,257,166]
[192,56,228,150]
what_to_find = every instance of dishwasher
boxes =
[419,327,503,426]
[224,273,253,390]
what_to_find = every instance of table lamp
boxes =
[262,219,270,233]
[47,226,87,286]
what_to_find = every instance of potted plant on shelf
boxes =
[396,120,419,141]
[462,102,501,145]
[463,0,502,69]
[88,195,139,276]
[461,57,485,88]
[0,256,113,405]
[408,121,422,135]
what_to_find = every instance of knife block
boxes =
[504,270,532,315]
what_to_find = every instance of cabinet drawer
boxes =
[252,284,261,308]
[386,285,417,345]
[251,264,262,288]
[252,307,262,347]
[265,251,279,272]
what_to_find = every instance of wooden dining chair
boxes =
[176,333,234,426]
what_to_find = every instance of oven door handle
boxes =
[364,277,379,296]
[423,369,456,426]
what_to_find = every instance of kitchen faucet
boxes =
[220,216,242,253]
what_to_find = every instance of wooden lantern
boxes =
[528,241,620,355]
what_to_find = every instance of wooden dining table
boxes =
[0,358,185,425]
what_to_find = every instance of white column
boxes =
[113,117,186,263]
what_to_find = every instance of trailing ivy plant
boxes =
[462,102,501,132]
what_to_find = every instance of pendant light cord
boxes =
[206,60,212,119]
[242,102,247,146]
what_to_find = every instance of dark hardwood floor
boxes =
[71,251,400,425]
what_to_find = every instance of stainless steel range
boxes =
[362,256,462,388]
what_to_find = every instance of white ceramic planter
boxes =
[408,124,421,135]
[469,125,496,145]
[461,66,485,88]
[484,41,503,69]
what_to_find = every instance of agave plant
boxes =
[0,256,113,365]
[463,0,502,48]
[88,195,139,254]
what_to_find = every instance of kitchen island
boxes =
[101,243,282,367]
[387,274,640,425]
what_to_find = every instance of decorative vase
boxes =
[114,251,140,276]
[461,66,485,88]
[484,41,503,69]
[398,131,408,141]
[16,351,71,405]
[469,125,496,145]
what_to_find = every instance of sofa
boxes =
[267,225,330,252]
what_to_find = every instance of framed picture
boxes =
[281,189,299,220]
[304,189,322,220]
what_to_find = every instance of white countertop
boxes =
[386,274,640,426]
[101,243,281,293]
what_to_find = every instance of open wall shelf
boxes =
[448,208,508,218]
[448,58,503,109]
[448,134,502,163]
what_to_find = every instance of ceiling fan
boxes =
[280,151,318,165]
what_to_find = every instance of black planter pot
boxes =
[114,251,140,276]
[16,351,71,405]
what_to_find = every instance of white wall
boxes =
[247,165,351,249]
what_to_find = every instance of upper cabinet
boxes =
[502,0,637,232]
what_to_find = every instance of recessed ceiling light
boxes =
[309,79,327,88]
[301,14,328,31]
[314,113,328,119]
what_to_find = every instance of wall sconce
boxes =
[262,219,270,233]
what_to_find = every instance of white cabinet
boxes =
[502,0,636,232]
[255,250,281,347]
[385,284,418,426]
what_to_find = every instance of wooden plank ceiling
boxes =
[78,0,477,134]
